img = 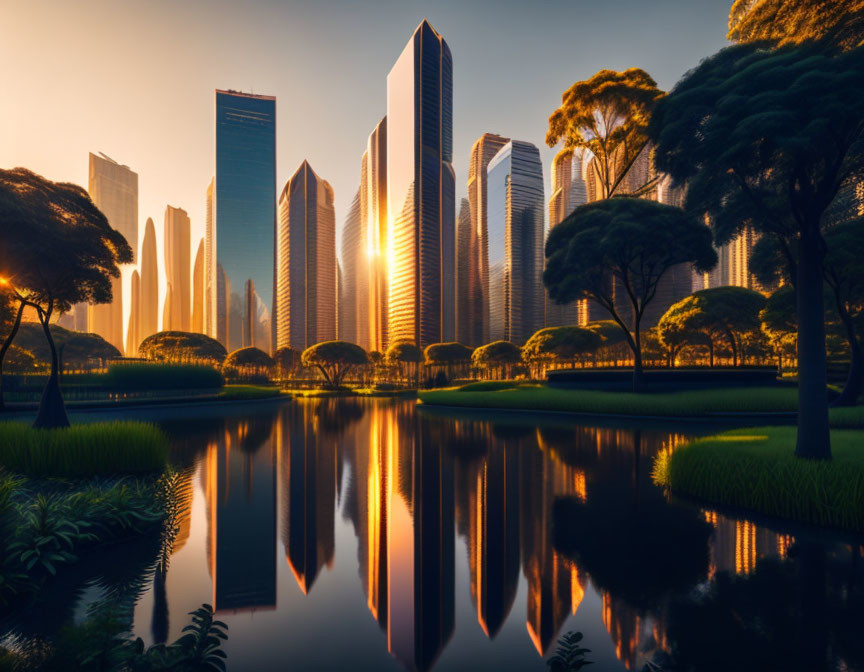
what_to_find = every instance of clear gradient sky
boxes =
[0,0,731,329]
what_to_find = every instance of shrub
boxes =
[103,362,224,390]
[0,422,169,477]
[653,427,864,532]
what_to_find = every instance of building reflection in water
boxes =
[203,413,278,613]
[158,400,860,672]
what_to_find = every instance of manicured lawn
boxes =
[653,426,864,532]
[218,385,285,401]
[0,421,168,477]
[419,384,864,425]
[418,384,800,417]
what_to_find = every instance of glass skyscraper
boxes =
[214,90,276,352]
[387,20,454,348]
[486,140,545,345]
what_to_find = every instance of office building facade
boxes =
[163,205,191,332]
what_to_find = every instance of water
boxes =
[10,398,864,671]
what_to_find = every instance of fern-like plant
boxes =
[548,631,592,672]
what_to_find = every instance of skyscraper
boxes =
[387,20,455,348]
[126,270,140,356]
[467,133,510,346]
[214,90,276,351]
[546,150,587,327]
[486,140,545,345]
[454,198,472,344]
[340,189,364,345]
[192,238,205,334]
[362,116,388,352]
[204,177,215,337]
[139,217,159,343]
[163,205,191,332]
[275,161,337,351]
[86,152,138,352]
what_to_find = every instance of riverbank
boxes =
[653,427,864,533]
[418,384,864,425]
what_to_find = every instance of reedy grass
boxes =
[103,362,224,390]
[0,422,169,477]
[653,427,864,532]
[419,385,799,416]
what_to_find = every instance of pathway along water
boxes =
[5,398,863,671]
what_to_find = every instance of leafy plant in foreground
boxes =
[548,631,592,671]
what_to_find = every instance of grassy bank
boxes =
[418,384,864,425]
[653,427,864,532]
[419,384,799,417]
[218,384,285,401]
[0,421,168,477]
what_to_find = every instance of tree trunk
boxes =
[831,295,863,408]
[33,311,70,429]
[708,341,715,368]
[795,229,831,459]
[0,300,26,412]
[632,325,644,393]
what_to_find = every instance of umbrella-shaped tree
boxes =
[139,331,227,367]
[424,342,473,386]
[522,326,602,378]
[385,341,423,387]
[0,168,132,427]
[471,341,523,380]
[273,346,300,380]
[301,341,368,390]
[544,198,717,390]
[222,347,275,383]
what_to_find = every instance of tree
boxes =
[222,347,275,382]
[0,168,132,428]
[139,331,227,366]
[385,341,423,387]
[587,320,633,367]
[760,286,798,375]
[471,341,522,380]
[658,288,767,368]
[301,341,368,390]
[273,346,300,380]
[650,44,864,459]
[751,221,864,405]
[0,285,25,411]
[11,323,121,372]
[544,198,716,390]
[522,326,602,378]
[728,0,864,51]
[547,69,664,199]
[423,342,473,386]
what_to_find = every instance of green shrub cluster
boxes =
[0,422,169,477]
[103,362,224,390]
[653,427,864,532]
[218,385,283,401]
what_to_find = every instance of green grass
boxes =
[455,380,520,392]
[103,362,224,390]
[217,385,285,401]
[419,384,799,416]
[827,405,864,428]
[653,426,864,532]
[0,422,169,477]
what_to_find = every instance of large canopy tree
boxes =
[301,341,368,390]
[760,285,798,375]
[544,198,716,391]
[385,341,423,387]
[0,168,132,427]
[649,44,864,459]
[139,331,227,366]
[424,342,473,383]
[273,346,300,380]
[0,285,24,411]
[547,69,664,199]
[728,0,864,51]
[658,288,767,368]
[222,347,275,382]
[522,326,602,377]
[471,341,522,380]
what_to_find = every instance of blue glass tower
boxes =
[214,89,276,351]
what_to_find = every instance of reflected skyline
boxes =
[120,399,864,672]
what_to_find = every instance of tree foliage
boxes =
[0,168,132,427]
[424,342,473,366]
[139,331,227,366]
[728,0,864,51]
[522,326,602,374]
[301,341,368,389]
[658,287,767,367]
[650,43,864,458]
[547,68,663,199]
[545,197,716,389]
[273,346,300,379]
[13,323,121,369]
[222,347,275,382]
[472,341,522,379]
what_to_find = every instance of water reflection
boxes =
[118,398,864,672]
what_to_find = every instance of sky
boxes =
[0,0,731,332]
